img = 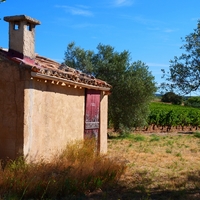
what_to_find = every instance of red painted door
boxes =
[84,89,101,146]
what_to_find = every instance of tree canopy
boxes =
[64,42,156,131]
[161,92,182,105]
[162,20,200,94]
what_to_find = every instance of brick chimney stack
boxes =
[4,15,41,64]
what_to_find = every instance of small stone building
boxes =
[0,15,111,162]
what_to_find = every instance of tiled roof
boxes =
[0,48,111,91]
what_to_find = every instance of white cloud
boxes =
[147,63,169,68]
[191,17,198,21]
[122,15,162,26]
[71,23,98,29]
[147,27,160,31]
[163,28,177,33]
[55,5,93,16]
[147,27,178,33]
[71,23,114,29]
[114,0,134,7]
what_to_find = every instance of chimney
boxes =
[4,15,41,64]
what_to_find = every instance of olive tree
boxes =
[64,42,156,131]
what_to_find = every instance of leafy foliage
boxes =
[184,96,200,108]
[148,102,200,129]
[162,20,200,94]
[64,42,156,130]
[161,92,182,105]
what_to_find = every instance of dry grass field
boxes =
[88,132,200,200]
[1,133,200,199]
[0,140,125,200]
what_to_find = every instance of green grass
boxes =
[149,134,160,142]
[116,131,146,142]
[193,131,200,138]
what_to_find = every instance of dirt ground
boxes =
[134,125,199,134]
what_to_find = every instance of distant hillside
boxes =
[155,93,162,97]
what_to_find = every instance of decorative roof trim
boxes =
[31,72,111,91]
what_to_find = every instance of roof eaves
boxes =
[21,62,111,91]
[31,72,111,91]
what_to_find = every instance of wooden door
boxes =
[84,89,101,147]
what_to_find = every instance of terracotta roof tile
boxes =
[0,48,111,91]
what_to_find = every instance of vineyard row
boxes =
[147,103,200,131]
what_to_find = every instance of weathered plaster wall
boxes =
[24,79,85,162]
[0,59,25,160]
[99,93,108,154]
[0,58,108,162]
[9,21,36,59]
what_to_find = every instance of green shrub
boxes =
[161,92,182,105]
[184,96,200,108]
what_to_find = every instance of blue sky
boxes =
[0,0,200,86]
